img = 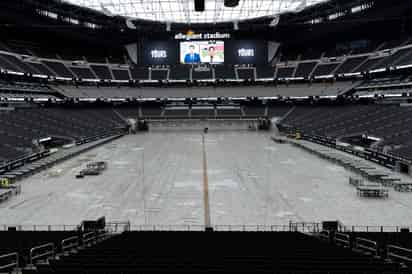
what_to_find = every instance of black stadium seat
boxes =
[91,65,113,80]
[0,231,77,271]
[150,69,168,80]
[27,231,404,274]
[256,66,275,79]
[112,69,130,80]
[70,67,96,79]
[312,63,339,77]
[170,65,190,80]
[335,56,368,74]
[276,67,295,78]
[192,67,213,80]
[214,65,235,80]
[294,62,317,78]
[42,61,74,78]
[278,104,412,161]
[236,68,255,80]
[130,67,149,80]
[25,62,55,76]
[0,54,39,74]
[0,107,127,163]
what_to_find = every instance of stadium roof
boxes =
[62,0,329,24]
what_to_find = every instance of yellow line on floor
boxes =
[202,134,212,228]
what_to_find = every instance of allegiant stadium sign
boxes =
[174,32,231,40]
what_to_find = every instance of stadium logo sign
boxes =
[238,48,255,57]
[174,31,231,40]
[151,49,167,59]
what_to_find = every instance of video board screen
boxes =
[225,40,268,65]
[141,41,178,65]
[138,39,267,65]
[180,41,224,64]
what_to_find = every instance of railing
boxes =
[146,117,262,121]
[128,224,311,232]
[291,131,409,168]
[214,225,290,232]
[0,132,124,184]
[75,130,126,145]
[0,223,411,233]
[335,232,350,248]
[61,236,79,253]
[387,245,412,263]
[0,224,78,231]
[82,231,97,246]
[0,150,50,175]
[354,237,378,256]
[130,225,204,231]
[338,225,412,233]
[106,221,131,233]
[0,252,18,271]
[319,230,330,241]
[289,222,321,233]
[29,242,54,265]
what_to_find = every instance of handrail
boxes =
[75,130,126,145]
[61,236,79,252]
[290,132,408,169]
[106,221,131,232]
[319,230,330,241]
[82,231,95,245]
[214,225,291,232]
[127,224,320,232]
[82,231,108,246]
[0,222,410,232]
[0,150,50,174]
[29,242,54,265]
[387,245,412,262]
[335,232,350,247]
[355,237,378,256]
[289,222,321,233]
[0,252,18,271]
[0,224,79,231]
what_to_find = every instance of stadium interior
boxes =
[1,0,412,273]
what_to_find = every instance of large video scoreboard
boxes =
[136,32,270,65]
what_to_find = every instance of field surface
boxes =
[1,127,412,229]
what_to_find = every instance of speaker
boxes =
[82,220,98,231]
[8,226,17,231]
[96,216,106,230]
[194,0,204,12]
[224,0,239,7]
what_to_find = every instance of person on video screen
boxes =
[208,46,216,63]
[184,44,200,63]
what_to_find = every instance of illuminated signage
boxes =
[238,48,255,57]
[151,49,167,59]
[174,32,231,40]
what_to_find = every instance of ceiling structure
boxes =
[62,0,330,24]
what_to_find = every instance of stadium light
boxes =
[195,0,205,12]
[224,0,239,8]
[292,0,307,13]
[126,18,137,29]
[269,16,280,27]
[233,21,239,30]
[100,3,114,16]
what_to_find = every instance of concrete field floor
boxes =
[1,124,412,229]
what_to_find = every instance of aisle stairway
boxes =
[27,231,404,274]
